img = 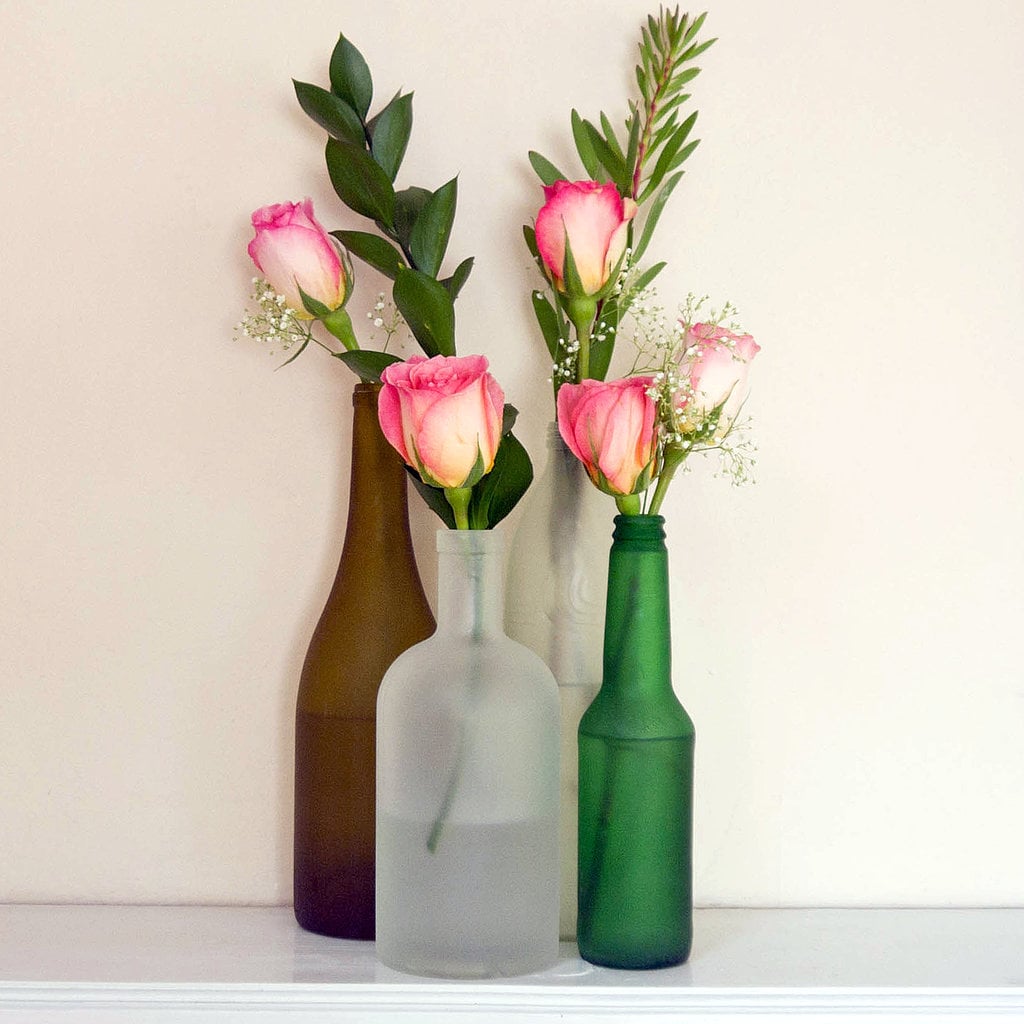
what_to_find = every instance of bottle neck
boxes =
[436,529,505,639]
[343,382,413,550]
[602,514,672,694]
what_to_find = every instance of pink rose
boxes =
[247,198,347,318]
[678,324,760,437]
[557,377,657,496]
[378,355,505,489]
[534,181,637,296]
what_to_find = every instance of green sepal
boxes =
[329,34,373,119]
[467,428,533,529]
[528,150,567,186]
[369,91,413,181]
[394,186,433,250]
[296,285,334,320]
[560,229,587,298]
[325,138,396,230]
[571,109,602,179]
[333,348,403,383]
[410,177,457,278]
[393,267,456,357]
[440,256,474,301]
[331,230,405,280]
[408,471,457,528]
[632,172,682,263]
[293,80,364,145]
[531,290,563,360]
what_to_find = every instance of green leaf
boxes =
[571,109,601,179]
[584,120,624,182]
[440,256,474,301]
[332,349,402,383]
[664,66,702,96]
[600,112,625,164]
[501,403,519,435]
[331,230,405,280]
[329,34,373,119]
[588,311,615,381]
[394,186,432,249]
[410,177,457,278]
[682,11,709,46]
[632,172,682,263]
[369,91,413,181]
[393,267,456,357]
[468,430,533,529]
[293,81,364,144]
[408,472,456,528]
[531,290,562,360]
[528,150,567,186]
[623,105,641,192]
[627,261,666,301]
[275,334,310,369]
[325,138,396,229]
[680,37,717,63]
[523,225,539,260]
[642,123,697,198]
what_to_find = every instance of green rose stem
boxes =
[321,307,360,351]
[647,444,687,517]
[567,296,598,382]
[443,486,473,531]
[426,516,485,853]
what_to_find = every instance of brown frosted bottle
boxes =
[294,382,435,938]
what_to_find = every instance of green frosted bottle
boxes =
[577,514,695,969]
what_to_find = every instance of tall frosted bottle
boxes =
[294,383,435,938]
[376,530,560,977]
[577,515,695,969]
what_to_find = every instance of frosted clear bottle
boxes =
[376,529,560,978]
[505,424,608,939]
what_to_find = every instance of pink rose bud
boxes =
[247,198,347,318]
[557,377,657,496]
[378,355,505,490]
[678,324,760,437]
[535,180,637,296]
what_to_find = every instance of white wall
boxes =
[1,0,1022,907]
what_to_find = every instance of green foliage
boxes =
[297,32,474,365]
[332,349,402,382]
[524,7,715,399]
[392,267,455,357]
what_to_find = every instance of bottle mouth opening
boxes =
[612,514,666,542]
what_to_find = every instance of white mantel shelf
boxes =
[1,906,1023,1022]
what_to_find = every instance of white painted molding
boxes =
[2,906,1023,1022]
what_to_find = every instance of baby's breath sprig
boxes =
[618,290,758,512]
[364,292,409,352]
[234,278,343,368]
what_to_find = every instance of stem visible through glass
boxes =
[426,539,484,852]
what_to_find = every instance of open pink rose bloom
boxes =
[535,181,637,295]
[378,355,505,490]
[247,198,347,317]
[678,323,760,437]
[557,377,657,496]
